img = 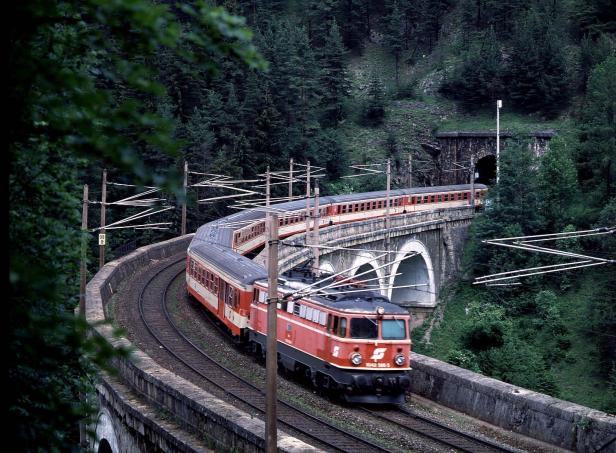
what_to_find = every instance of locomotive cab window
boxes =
[339,318,347,337]
[382,319,407,340]
[330,316,347,337]
[350,317,378,339]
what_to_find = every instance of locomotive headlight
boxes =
[350,352,363,366]
[394,354,406,366]
[376,306,385,315]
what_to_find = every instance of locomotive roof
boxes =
[189,242,267,285]
[257,276,409,315]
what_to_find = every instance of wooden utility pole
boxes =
[79,184,90,449]
[312,182,320,276]
[496,100,502,185]
[99,169,107,269]
[385,159,392,278]
[265,211,279,453]
[470,155,475,208]
[386,159,391,232]
[304,160,311,247]
[181,160,188,236]
[288,158,294,201]
[79,184,88,317]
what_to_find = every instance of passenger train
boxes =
[186,184,487,403]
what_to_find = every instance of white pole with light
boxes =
[496,99,502,185]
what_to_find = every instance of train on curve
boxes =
[186,184,487,403]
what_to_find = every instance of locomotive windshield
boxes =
[350,318,378,339]
[382,319,406,340]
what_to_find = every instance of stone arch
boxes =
[319,260,335,275]
[388,239,436,307]
[349,252,386,296]
[94,408,119,453]
[475,154,496,185]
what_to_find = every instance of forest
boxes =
[8,0,615,448]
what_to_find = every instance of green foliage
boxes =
[445,349,482,373]
[462,302,512,351]
[318,19,351,127]
[537,137,579,230]
[440,28,504,111]
[383,0,405,86]
[480,338,560,396]
[9,0,265,448]
[576,55,616,210]
[359,70,386,126]
[507,7,571,118]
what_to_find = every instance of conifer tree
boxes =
[507,7,570,117]
[440,28,504,110]
[339,0,368,52]
[318,19,350,127]
[361,70,386,126]
[576,55,616,212]
[384,0,405,87]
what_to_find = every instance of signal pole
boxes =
[304,160,311,239]
[265,211,279,453]
[181,160,188,236]
[496,100,502,185]
[470,155,475,208]
[312,181,320,276]
[385,159,391,277]
[99,169,107,269]
[79,184,89,318]
[288,158,294,201]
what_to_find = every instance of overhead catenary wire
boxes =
[475,226,615,285]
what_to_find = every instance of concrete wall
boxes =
[86,235,321,453]
[409,353,616,452]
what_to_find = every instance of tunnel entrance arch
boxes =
[475,154,496,185]
[349,252,386,296]
[388,240,436,307]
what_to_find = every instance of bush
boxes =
[446,349,482,373]
[480,338,560,396]
[462,302,512,351]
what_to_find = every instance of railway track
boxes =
[136,254,393,453]
[360,407,522,453]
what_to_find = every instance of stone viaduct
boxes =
[254,205,474,327]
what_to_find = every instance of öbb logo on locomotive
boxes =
[186,184,486,404]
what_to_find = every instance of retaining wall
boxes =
[86,235,320,452]
[410,353,616,452]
